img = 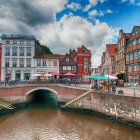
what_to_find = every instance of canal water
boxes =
[0,90,140,140]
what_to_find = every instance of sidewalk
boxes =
[69,84,140,97]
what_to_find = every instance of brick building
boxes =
[126,26,140,85]
[0,43,2,80]
[115,30,130,82]
[103,44,116,75]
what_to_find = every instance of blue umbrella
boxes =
[85,75,108,79]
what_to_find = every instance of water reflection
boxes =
[0,90,139,140]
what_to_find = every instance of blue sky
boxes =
[0,0,139,67]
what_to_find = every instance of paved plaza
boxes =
[68,84,140,97]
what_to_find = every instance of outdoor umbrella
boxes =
[84,75,108,79]
[105,75,118,80]
[44,73,53,77]
[50,72,61,76]
[32,73,41,76]
[63,72,75,76]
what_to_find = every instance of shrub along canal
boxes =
[0,90,140,140]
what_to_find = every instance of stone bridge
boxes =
[0,84,87,104]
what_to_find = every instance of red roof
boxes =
[60,55,65,60]
[34,54,60,59]
[106,44,116,57]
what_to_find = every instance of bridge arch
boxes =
[25,87,58,96]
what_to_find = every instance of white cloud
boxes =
[120,0,140,5]
[88,9,113,17]
[106,9,113,13]
[89,0,106,6]
[89,9,98,17]
[39,15,118,67]
[67,2,81,11]
[84,4,92,11]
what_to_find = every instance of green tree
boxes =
[41,45,53,54]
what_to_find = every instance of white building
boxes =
[34,54,60,77]
[1,34,37,81]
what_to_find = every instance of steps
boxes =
[0,99,15,110]
[62,90,91,107]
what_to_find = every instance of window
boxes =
[20,59,24,67]
[6,40,10,45]
[84,65,88,73]
[43,60,46,66]
[130,53,133,61]
[26,59,31,67]
[26,47,31,56]
[12,47,17,56]
[82,49,86,53]
[126,54,129,62]
[84,58,88,64]
[63,66,66,70]
[72,66,76,70]
[138,38,140,44]
[132,39,136,45]
[37,60,41,66]
[20,41,24,45]
[27,41,31,45]
[67,66,71,70]
[24,73,30,80]
[54,60,57,66]
[66,58,69,62]
[12,59,17,67]
[138,50,140,59]
[5,59,10,67]
[134,51,138,60]
[5,47,10,56]
[19,47,25,56]
[13,40,17,45]
[48,60,51,66]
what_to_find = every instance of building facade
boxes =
[126,26,140,85]
[34,54,60,75]
[77,45,91,77]
[103,44,116,75]
[1,34,36,81]
[59,53,77,74]
[115,30,130,82]
[0,43,2,80]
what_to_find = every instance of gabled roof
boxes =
[77,45,91,55]
[131,26,140,35]
[106,44,116,57]
[60,53,77,65]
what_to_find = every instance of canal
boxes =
[0,90,140,140]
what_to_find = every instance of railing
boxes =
[62,90,91,107]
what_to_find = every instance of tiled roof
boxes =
[106,44,116,57]
[34,54,60,59]
[59,55,65,60]
[135,26,140,30]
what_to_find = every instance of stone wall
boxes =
[63,92,140,123]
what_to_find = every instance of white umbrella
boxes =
[105,75,118,80]
[32,73,41,76]
[44,73,53,77]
